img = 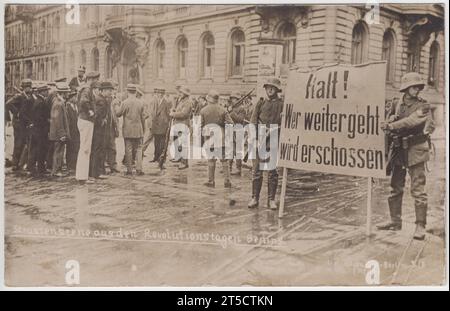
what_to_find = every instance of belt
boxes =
[406,133,430,147]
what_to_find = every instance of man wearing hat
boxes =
[49,82,71,177]
[75,71,100,183]
[200,90,234,188]
[248,77,284,210]
[102,80,120,174]
[69,66,86,91]
[65,90,80,175]
[5,79,35,171]
[378,72,435,240]
[227,91,247,176]
[169,85,193,170]
[89,81,113,179]
[27,84,51,175]
[147,87,172,163]
[116,84,146,176]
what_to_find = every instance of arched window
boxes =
[105,47,113,78]
[27,24,33,49]
[53,60,59,80]
[53,15,60,42]
[278,22,297,66]
[382,29,396,82]
[407,36,421,73]
[47,16,52,43]
[40,19,46,45]
[200,32,215,78]
[80,49,87,67]
[176,37,188,79]
[91,48,99,71]
[428,41,440,87]
[155,39,165,79]
[18,27,22,51]
[230,29,245,76]
[39,62,45,80]
[351,22,369,64]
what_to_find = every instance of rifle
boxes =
[158,98,180,170]
[228,88,255,112]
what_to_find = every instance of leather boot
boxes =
[413,224,426,240]
[248,179,262,208]
[204,161,215,187]
[222,160,231,187]
[376,222,402,231]
[269,200,278,210]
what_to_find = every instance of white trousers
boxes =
[75,118,94,181]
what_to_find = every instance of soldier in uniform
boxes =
[248,78,284,210]
[69,66,86,91]
[200,90,234,188]
[49,82,71,177]
[65,90,80,175]
[75,71,100,184]
[377,72,435,240]
[169,86,192,170]
[149,87,172,163]
[90,81,113,179]
[5,79,34,171]
[116,84,146,176]
[27,84,50,176]
[227,91,247,176]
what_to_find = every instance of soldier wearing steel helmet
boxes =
[378,72,435,240]
[248,77,284,210]
[200,89,234,188]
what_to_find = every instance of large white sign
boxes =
[278,62,387,178]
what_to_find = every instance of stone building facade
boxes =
[4,4,445,125]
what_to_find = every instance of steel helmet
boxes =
[399,72,425,92]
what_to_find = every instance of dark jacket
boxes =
[151,97,172,135]
[77,85,95,122]
[69,76,85,91]
[388,96,435,167]
[250,96,284,126]
[49,94,71,141]
[172,96,192,127]
[5,93,34,129]
[66,96,80,142]
[30,94,49,136]
[200,103,234,147]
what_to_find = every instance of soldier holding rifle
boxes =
[378,72,435,240]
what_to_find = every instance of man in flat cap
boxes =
[248,77,284,210]
[200,89,234,188]
[27,84,50,176]
[69,65,86,91]
[116,84,146,176]
[49,82,71,177]
[89,81,114,179]
[147,87,171,163]
[169,85,193,170]
[75,71,100,183]
[5,79,34,171]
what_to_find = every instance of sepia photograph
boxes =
[1,0,448,290]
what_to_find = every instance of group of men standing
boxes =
[5,66,121,184]
[5,70,435,239]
